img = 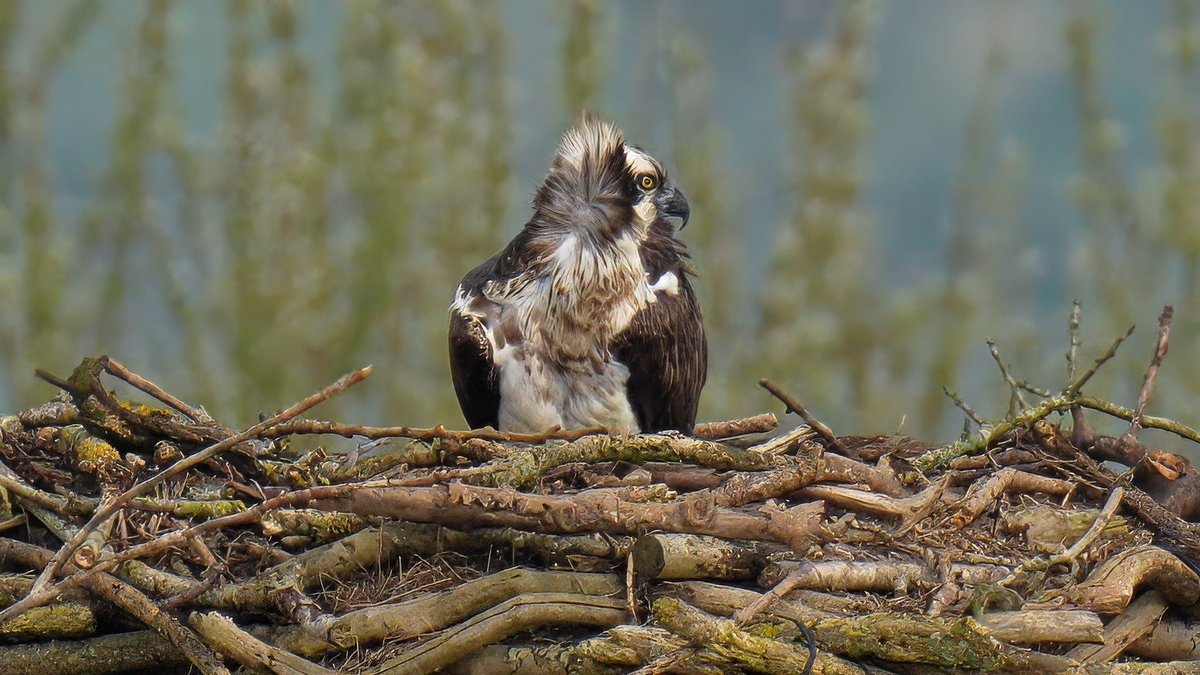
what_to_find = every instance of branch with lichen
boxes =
[915,321,1136,471]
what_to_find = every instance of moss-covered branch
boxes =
[0,630,188,675]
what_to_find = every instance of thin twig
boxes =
[1064,324,1135,398]
[627,648,699,675]
[921,382,1200,473]
[1067,300,1081,382]
[32,368,84,397]
[0,459,94,515]
[0,514,27,534]
[261,419,603,444]
[88,373,206,444]
[365,594,627,675]
[18,506,229,674]
[943,386,983,427]
[917,321,1142,470]
[729,574,820,675]
[733,568,808,626]
[987,339,1031,412]
[758,379,843,454]
[104,356,220,426]
[693,414,779,439]
[162,565,228,612]
[627,551,638,622]
[1125,306,1173,439]
[1075,396,1200,446]
[1049,487,1124,569]
[1018,381,1054,398]
[91,573,231,675]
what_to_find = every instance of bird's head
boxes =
[531,114,690,242]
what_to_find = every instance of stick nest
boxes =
[1,342,1200,674]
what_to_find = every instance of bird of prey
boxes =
[448,115,707,434]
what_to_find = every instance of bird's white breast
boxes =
[453,231,675,433]
[495,346,639,434]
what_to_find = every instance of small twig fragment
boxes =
[943,386,984,427]
[693,414,779,440]
[1048,487,1123,569]
[103,357,221,427]
[986,339,1031,412]
[758,379,843,454]
[1067,300,1081,382]
[1065,324,1135,398]
[1125,305,1173,440]
[262,419,604,444]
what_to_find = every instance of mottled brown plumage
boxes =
[448,115,706,433]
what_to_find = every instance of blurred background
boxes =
[2,0,1199,449]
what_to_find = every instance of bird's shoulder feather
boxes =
[611,224,707,433]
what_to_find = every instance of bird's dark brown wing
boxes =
[448,310,499,429]
[612,272,707,434]
[448,259,502,430]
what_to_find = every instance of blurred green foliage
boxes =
[2,0,1200,450]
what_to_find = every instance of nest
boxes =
[1,341,1200,674]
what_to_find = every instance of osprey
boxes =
[448,116,707,434]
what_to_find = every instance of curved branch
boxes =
[366,593,628,675]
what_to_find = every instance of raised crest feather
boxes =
[554,114,625,172]
[533,114,634,238]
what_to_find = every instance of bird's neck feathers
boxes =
[528,117,641,247]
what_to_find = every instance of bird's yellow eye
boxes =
[639,174,658,190]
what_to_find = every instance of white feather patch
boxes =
[450,285,479,317]
[624,146,656,175]
[647,271,680,300]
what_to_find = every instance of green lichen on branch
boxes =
[0,629,187,675]
[480,434,794,491]
[260,509,369,542]
[54,424,125,485]
[130,497,247,520]
[651,597,848,674]
[813,613,1014,671]
[916,320,1140,472]
[0,602,95,641]
[914,394,1074,471]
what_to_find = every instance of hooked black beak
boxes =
[657,185,691,229]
